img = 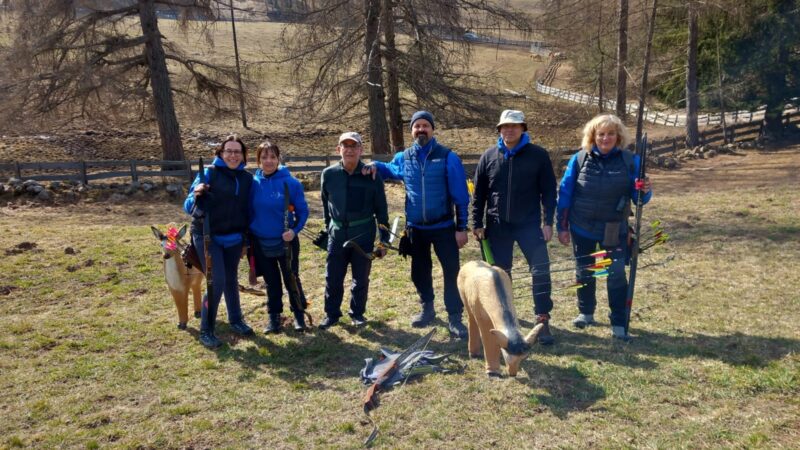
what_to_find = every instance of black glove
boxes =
[397,229,412,259]
[312,229,329,251]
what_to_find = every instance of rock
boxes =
[141,182,155,192]
[22,179,40,188]
[706,149,718,158]
[26,184,44,194]
[109,193,127,204]
[7,178,21,187]
[36,190,52,202]
[50,181,61,190]
[76,183,89,193]
[165,184,183,196]
[663,157,678,169]
[13,185,25,196]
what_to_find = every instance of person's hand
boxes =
[642,176,652,194]
[455,230,468,249]
[361,163,378,180]
[282,230,295,242]
[473,228,485,240]
[558,230,570,246]
[193,183,208,198]
[542,225,553,242]
[374,244,388,259]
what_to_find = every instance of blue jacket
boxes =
[184,157,252,248]
[374,138,470,230]
[249,166,309,249]
[556,146,652,239]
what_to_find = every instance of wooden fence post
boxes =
[185,160,193,184]
[130,160,138,183]
[80,161,88,185]
[14,161,21,179]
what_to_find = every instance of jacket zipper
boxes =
[421,149,433,224]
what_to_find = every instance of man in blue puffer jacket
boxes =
[365,111,471,338]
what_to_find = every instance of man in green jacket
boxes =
[319,132,390,329]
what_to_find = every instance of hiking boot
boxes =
[410,302,436,328]
[177,322,187,330]
[350,314,368,328]
[447,315,468,339]
[612,326,632,342]
[230,321,254,336]
[292,310,307,331]
[194,311,201,319]
[318,315,339,330]
[199,332,222,349]
[536,313,555,346]
[264,314,282,334]
[572,313,595,329]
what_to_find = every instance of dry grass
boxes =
[1,146,799,448]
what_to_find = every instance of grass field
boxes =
[1,146,798,448]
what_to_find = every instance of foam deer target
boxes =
[151,224,204,330]
[457,260,544,377]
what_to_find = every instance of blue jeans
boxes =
[408,225,463,317]
[570,230,628,327]
[324,237,373,319]
[192,233,245,334]
[487,221,553,315]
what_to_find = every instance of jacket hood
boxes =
[254,165,291,180]
[212,156,247,171]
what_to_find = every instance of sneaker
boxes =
[264,314,282,334]
[318,316,340,330]
[350,314,368,327]
[611,326,632,342]
[194,311,201,319]
[199,332,222,348]
[536,313,555,346]
[410,302,436,328]
[230,321,254,336]
[572,313,595,329]
[177,322,187,330]
[447,315,468,339]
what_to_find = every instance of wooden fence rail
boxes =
[1,113,798,184]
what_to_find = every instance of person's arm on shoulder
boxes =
[369,151,404,181]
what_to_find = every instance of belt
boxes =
[330,217,373,230]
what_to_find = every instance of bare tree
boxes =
[685,0,699,147]
[1,0,255,161]
[634,0,658,143]
[615,0,629,121]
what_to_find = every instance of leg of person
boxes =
[431,226,466,339]
[277,249,305,331]
[263,255,284,333]
[348,247,373,327]
[199,238,225,348]
[487,222,515,275]
[409,228,436,327]
[606,239,630,340]
[321,239,348,329]
[221,242,253,336]
[516,224,554,345]
[571,231,599,329]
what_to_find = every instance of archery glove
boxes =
[398,228,412,259]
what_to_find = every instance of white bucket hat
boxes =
[496,110,527,131]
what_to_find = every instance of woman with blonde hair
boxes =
[555,114,652,340]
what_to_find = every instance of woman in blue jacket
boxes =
[556,114,652,340]
[249,141,310,333]
[184,135,254,348]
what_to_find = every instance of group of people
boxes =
[181,109,651,348]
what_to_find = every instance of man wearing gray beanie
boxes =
[365,110,470,338]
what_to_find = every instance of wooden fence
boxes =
[1,112,798,184]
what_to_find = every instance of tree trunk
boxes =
[635,0,658,144]
[138,0,184,161]
[615,0,628,121]
[382,0,404,151]
[597,7,605,112]
[365,0,389,154]
[230,0,248,129]
[685,1,699,147]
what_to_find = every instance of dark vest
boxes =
[205,166,253,236]
[403,144,452,225]
[569,150,632,236]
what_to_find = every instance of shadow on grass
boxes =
[200,322,441,387]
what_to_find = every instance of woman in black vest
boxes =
[555,115,652,340]
[184,135,255,348]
